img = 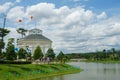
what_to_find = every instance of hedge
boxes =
[0,61,31,64]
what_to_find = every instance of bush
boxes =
[0,61,31,64]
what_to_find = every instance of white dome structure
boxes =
[17,28,52,55]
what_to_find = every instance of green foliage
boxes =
[0,28,10,39]
[0,41,5,53]
[46,48,55,59]
[0,52,6,60]
[57,51,65,62]
[6,45,17,60]
[33,46,43,60]
[7,38,14,46]
[0,28,10,53]
[18,48,27,59]
[16,28,27,38]
[0,61,31,64]
[65,48,120,61]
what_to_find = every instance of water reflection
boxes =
[32,75,65,80]
[34,62,120,80]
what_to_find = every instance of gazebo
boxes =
[17,28,52,56]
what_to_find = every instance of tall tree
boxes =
[18,48,27,59]
[57,51,65,63]
[0,28,10,40]
[0,42,4,54]
[16,28,27,38]
[33,46,43,60]
[7,38,14,46]
[6,44,17,60]
[46,48,55,59]
[0,28,10,53]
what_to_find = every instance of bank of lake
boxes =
[0,63,82,80]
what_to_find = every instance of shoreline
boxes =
[0,64,82,80]
[79,60,120,63]
[30,68,82,80]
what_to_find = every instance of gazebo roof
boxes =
[21,34,52,42]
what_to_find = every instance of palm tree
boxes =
[16,28,27,38]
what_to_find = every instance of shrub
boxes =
[0,61,31,64]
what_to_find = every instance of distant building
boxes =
[17,28,52,55]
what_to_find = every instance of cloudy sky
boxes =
[0,0,120,53]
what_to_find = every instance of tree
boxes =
[46,48,55,59]
[111,48,116,60]
[0,42,5,54]
[33,46,43,60]
[0,28,10,53]
[7,38,14,46]
[111,48,116,53]
[0,51,6,60]
[103,49,107,59]
[57,51,65,63]
[16,28,27,38]
[6,44,17,60]
[0,28,10,41]
[18,48,27,59]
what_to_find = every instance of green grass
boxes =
[0,64,81,80]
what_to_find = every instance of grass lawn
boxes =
[0,63,81,80]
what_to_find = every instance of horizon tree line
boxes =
[66,48,120,61]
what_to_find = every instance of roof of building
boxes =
[20,34,52,42]
[29,28,42,35]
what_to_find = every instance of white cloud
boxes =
[97,12,107,19]
[7,6,25,22]
[26,3,56,20]
[5,2,120,53]
[0,2,13,13]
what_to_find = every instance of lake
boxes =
[34,62,120,80]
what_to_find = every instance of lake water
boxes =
[34,62,120,80]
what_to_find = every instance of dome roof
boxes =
[19,28,52,42]
[29,28,42,35]
[21,34,52,42]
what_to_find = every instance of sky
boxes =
[0,0,120,53]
